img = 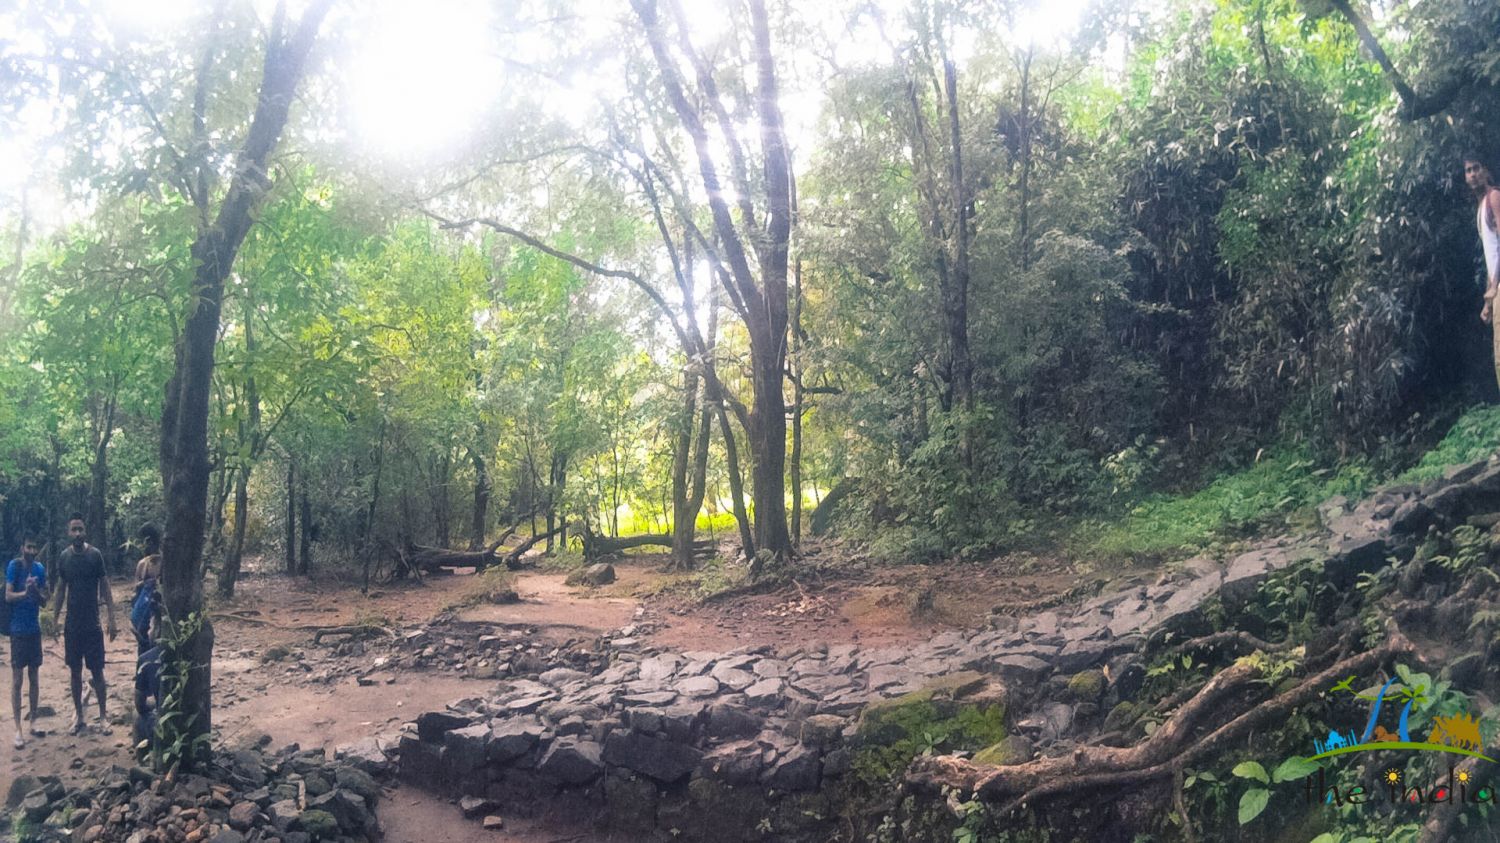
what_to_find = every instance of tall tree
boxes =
[156,0,333,764]
[629,0,795,558]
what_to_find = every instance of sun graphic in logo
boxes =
[1385,768,1402,785]
[1459,770,1472,784]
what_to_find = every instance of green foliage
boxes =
[852,700,1008,791]
[1399,405,1500,483]
[1430,524,1488,574]
[1084,451,1373,560]
[147,611,212,773]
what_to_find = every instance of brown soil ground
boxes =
[2,547,1112,841]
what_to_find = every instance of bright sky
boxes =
[0,0,1099,235]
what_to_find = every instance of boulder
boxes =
[416,711,470,743]
[603,730,704,783]
[537,738,605,784]
[566,563,616,587]
[763,745,820,792]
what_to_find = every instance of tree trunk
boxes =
[297,473,311,576]
[87,439,110,556]
[1016,48,1033,275]
[717,406,755,560]
[942,58,974,413]
[218,468,250,599]
[469,446,488,550]
[219,296,261,600]
[670,369,699,570]
[631,0,793,559]
[284,458,296,575]
[789,255,804,547]
[157,4,331,767]
[361,420,386,594]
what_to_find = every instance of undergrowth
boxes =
[1397,404,1500,483]
[1078,451,1375,562]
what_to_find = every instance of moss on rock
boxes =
[1067,670,1105,702]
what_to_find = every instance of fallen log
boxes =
[581,531,714,561]
[906,623,1417,817]
[311,624,394,643]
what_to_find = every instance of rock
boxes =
[6,774,41,809]
[639,654,683,682]
[334,738,391,776]
[763,745,820,792]
[604,771,659,833]
[398,735,447,785]
[566,563,616,587]
[799,714,845,748]
[538,667,589,687]
[459,795,500,819]
[710,665,758,691]
[1442,652,1487,690]
[698,740,767,785]
[21,791,53,822]
[227,802,260,831]
[209,831,246,843]
[788,673,853,698]
[676,676,721,698]
[334,766,382,802]
[1055,639,1117,673]
[416,711,470,743]
[621,690,679,706]
[488,716,545,763]
[308,789,371,834]
[303,772,332,797]
[744,678,784,707]
[973,735,1034,765]
[1065,670,1105,703]
[298,808,339,840]
[443,723,493,776]
[1103,701,1141,734]
[268,799,301,831]
[537,738,605,784]
[482,815,505,830]
[705,703,762,740]
[987,653,1050,682]
[603,730,704,783]
[1016,702,1073,743]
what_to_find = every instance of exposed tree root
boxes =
[1163,629,1292,659]
[907,625,1416,818]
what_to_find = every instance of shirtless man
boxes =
[1467,153,1500,391]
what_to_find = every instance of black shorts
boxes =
[9,633,42,669]
[64,626,105,672]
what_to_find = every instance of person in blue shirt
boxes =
[6,535,49,749]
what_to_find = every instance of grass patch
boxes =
[1397,404,1500,483]
[535,548,586,573]
[446,567,518,610]
[852,697,1007,790]
[1078,451,1375,562]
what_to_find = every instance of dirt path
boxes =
[3,551,1095,839]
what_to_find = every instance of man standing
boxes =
[51,513,118,735]
[6,535,48,749]
[1467,153,1500,390]
[131,523,162,656]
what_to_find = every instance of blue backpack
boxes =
[131,576,157,638]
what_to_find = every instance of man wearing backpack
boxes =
[6,535,49,749]
[51,513,118,736]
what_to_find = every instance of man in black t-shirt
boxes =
[50,513,118,735]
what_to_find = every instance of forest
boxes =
[3,0,1500,841]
